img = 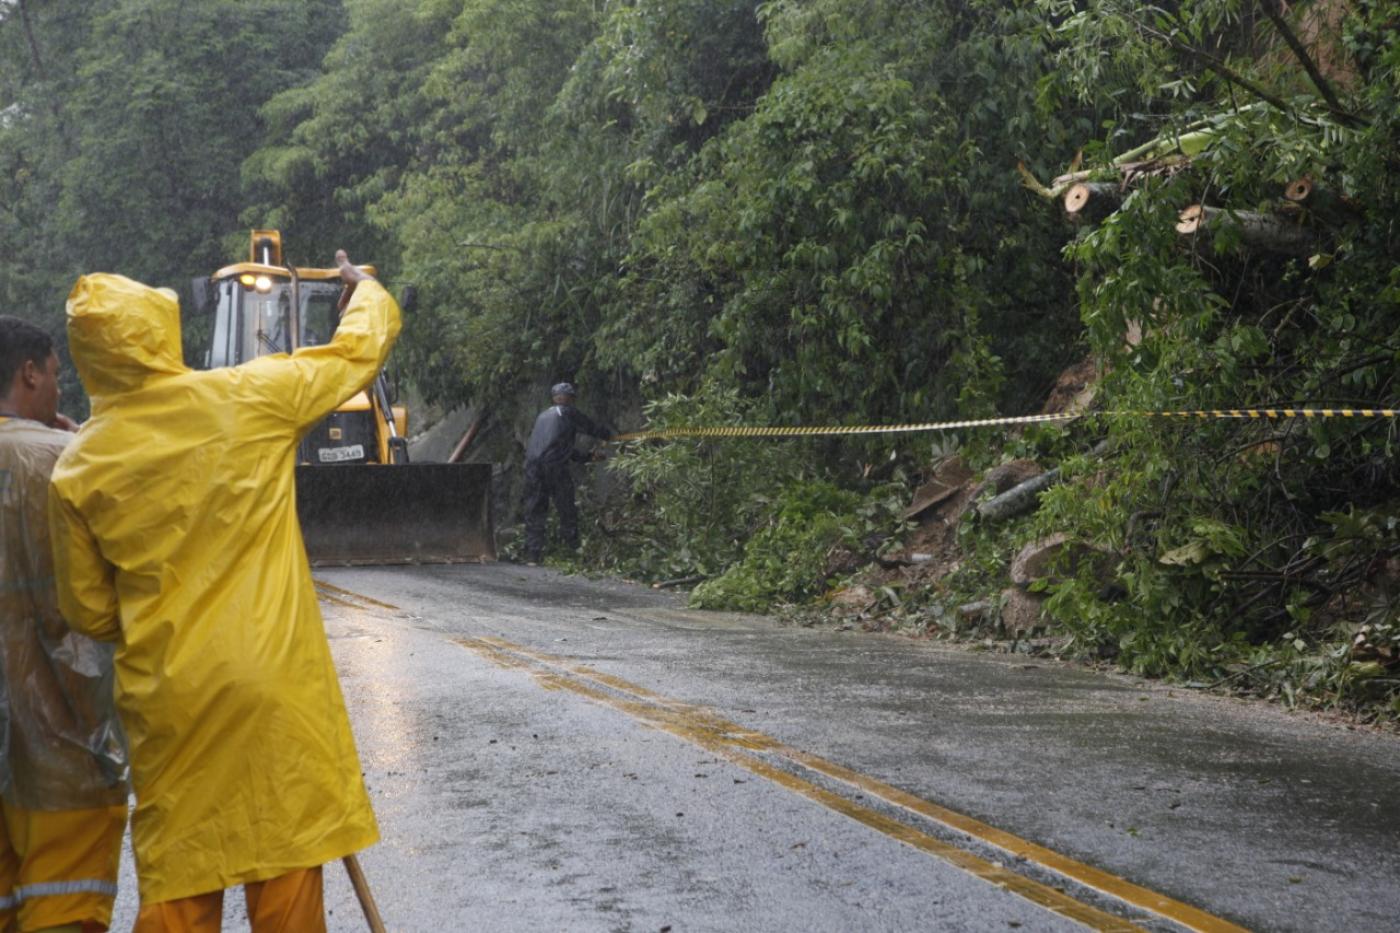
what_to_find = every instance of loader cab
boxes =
[199,239,402,467]
[204,276,347,368]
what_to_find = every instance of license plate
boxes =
[318,444,365,463]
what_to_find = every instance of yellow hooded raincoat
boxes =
[47,273,395,903]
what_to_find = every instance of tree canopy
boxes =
[3,0,1397,715]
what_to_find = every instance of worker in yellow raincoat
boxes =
[0,316,128,933]
[48,253,395,932]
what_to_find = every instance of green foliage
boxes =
[690,480,865,611]
[6,0,1398,717]
[0,0,344,411]
[611,0,1089,431]
[1022,0,1400,715]
[585,383,796,582]
[362,0,623,406]
[242,0,454,266]
[5,0,1097,539]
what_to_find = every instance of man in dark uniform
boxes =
[521,383,612,564]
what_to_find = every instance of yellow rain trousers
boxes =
[48,274,397,905]
[132,867,323,933]
[0,799,127,932]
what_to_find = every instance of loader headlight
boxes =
[238,273,275,293]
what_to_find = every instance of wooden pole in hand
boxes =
[342,855,388,933]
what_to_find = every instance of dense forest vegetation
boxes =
[3,0,1397,719]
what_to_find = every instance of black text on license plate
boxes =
[318,444,365,463]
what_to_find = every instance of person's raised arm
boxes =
[245,249,402,431]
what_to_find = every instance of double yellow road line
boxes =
[454,634,1248,933]
[315,578,1247,931]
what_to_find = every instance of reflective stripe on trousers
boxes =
[0,877,119,909]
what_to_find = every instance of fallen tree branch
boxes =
[1176,204,1318,256]
[974,468,1064,525]
[1063,182,1122,223]
[448,411,489,463]
[973,440,1113,525]
[1283,176,1363,227]
[1204,658,1283,690]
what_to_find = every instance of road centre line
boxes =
[457,635,1145,931]
[462,636,1247,933]
[311,581,1244,932]
[314,579,400,610]
[315,588,364,611]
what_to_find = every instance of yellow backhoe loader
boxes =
[192,230,495,564]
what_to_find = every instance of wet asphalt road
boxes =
[107,562,1400,932]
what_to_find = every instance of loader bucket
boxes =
[295,463,496,565]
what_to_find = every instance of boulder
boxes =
[1010,532,1117,588]
[904,457,976,520]
[1000,587,1046,636]
[1041,356,1100,416]
[407,404,478,463]
[956,601,992,628]
[982,459,1043,495]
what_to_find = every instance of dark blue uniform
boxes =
[522,402,611,560]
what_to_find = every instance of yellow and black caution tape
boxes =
[612,407,1399,443]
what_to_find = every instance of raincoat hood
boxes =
[66,273,187,400]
